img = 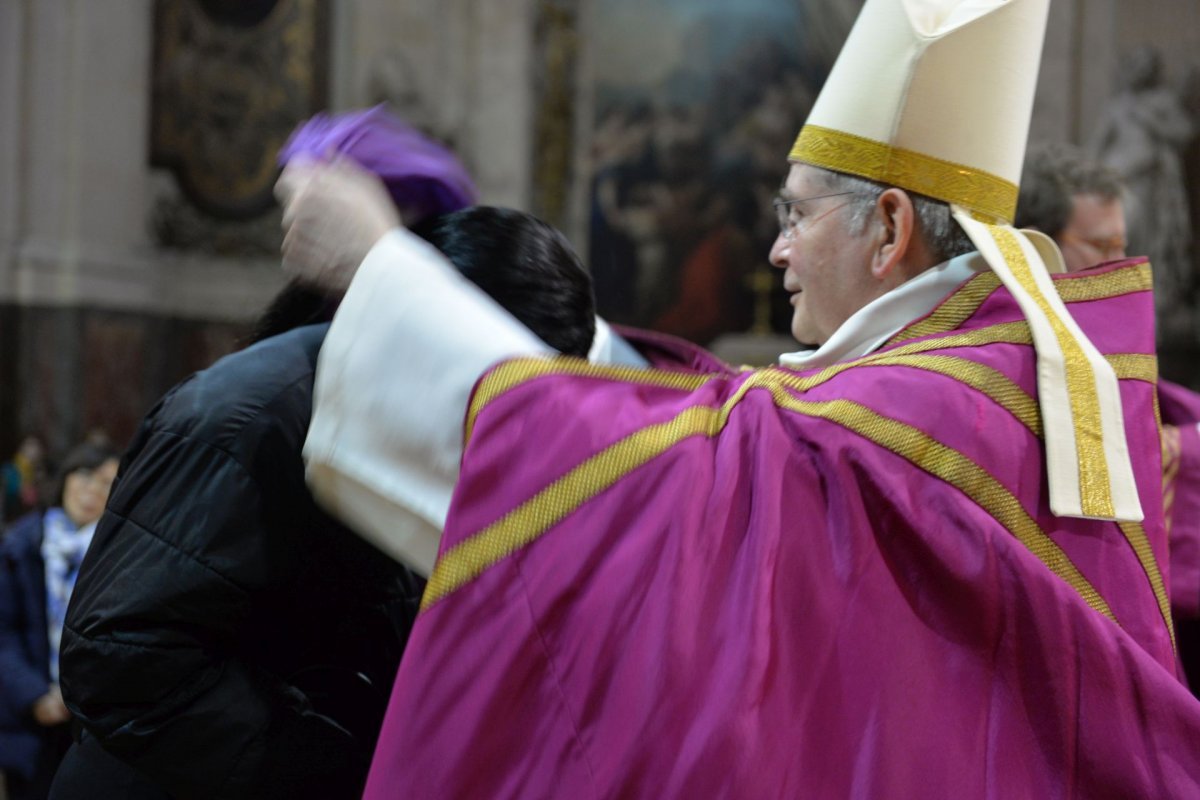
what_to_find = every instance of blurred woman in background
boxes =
[2,435,48,526]
[0,441,119,800]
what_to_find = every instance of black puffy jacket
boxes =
[60,324,425,800]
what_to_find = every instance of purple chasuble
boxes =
[1161,379,1200,618]
[365,257,1200,799]
[609,323,736,374]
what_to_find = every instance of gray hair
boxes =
[813,169,975,264]
[1014,143,1126,238]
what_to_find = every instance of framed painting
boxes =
[150,0,330,221]
[572,0,859,343]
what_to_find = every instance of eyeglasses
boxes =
[773,191,857,240]
[1059,231,1127,259]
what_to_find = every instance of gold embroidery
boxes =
[426,375,761,610]
[886,272,1001,346]
[1106,353,1158,384]
[807,354,1042,434]
[885,347,1170,648]
[1118,520,1177,651]
[425,369,1113,623]
[990,226,1114,519]
[790,125,1018,221]
[868,352,1176,647]
[424,403,727,609]
[921,348,1172,650]
[466,357,723,444]
[471,330,1149,529]
[1154,393,1162,440]
[887,262,1153,345]
[1055,264,1153,303]
[446,303,1171,643]
[883,321,1031,352]
[1163,425,1183,538]
[769,393,1114,621]
[467,322,1037,444]
[867,352,1174,647]
[1106,349,1170,642]
[472,299,1152,442]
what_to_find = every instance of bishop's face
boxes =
[768,164,877,346]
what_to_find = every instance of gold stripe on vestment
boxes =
[1105,353,1158,384]
[1163,425,1182,538]
[451,322,1170,639]
[465,357,724,444]
[425,366,1112,622]
[990,226,1114,518]
[426,402,727,610]
[887,262,1153,347]
[820,354,1042,435]
[886,346,1171,649]
[1118,520,1177,651]
[767,390,1114,621]
[466,322,1037,444]
[426,373,761,610]
[1055,264,1154,302]
[938,347,1173,650]
[886,272,1002,346]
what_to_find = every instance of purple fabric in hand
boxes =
[279,105,476,224]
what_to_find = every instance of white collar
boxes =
[588,316,649,367]
[778,251,986,370]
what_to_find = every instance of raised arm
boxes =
[276,159,552,573]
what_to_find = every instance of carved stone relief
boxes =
[150,0,329,243]
[1091,46,1197,339]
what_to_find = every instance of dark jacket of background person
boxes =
[2,440,118,800]
[0,513,67,790]
[59,323,425,800]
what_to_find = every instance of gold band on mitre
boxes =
[790,125,1019,223]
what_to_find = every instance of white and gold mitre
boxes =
[791,0,1044,221]
[791,0,1143,522]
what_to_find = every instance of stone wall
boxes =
[0,0,536,458]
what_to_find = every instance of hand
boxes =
[31,685,70,726]
[276,157,402,292]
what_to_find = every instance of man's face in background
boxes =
[1057,193,1127,272]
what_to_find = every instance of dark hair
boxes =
[412,207,596,357]
[50,441,121,508]
[248,280,340,345]
[1014,143,1126,238]
[251,207,595,355]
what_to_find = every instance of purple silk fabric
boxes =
[1161,379,1200,617]
[365,258,1200,798]
[611,323,735,373]
[279,106,476,223]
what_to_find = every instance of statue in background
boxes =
[1180,64,1200,328]
[1091,45,1196,337]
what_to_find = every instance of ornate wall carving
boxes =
[150,0,330,221]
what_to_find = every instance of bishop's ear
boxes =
[870,188,916,280]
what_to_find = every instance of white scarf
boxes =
[779,252,986,370]
[41,507,96,682]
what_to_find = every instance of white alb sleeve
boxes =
[303,229,553,575]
